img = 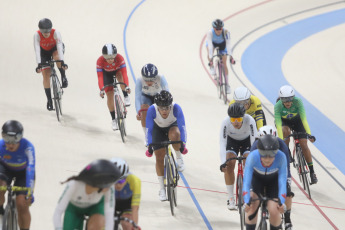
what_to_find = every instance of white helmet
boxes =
[233,87,251,101]
[110,157,129,178]
[279,85,295,98]
[258,125,277,137]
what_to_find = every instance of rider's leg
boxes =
[121,212,133,230]
[154,148,165,190]
[225,152,236,199]
[299,138,314,172]
[169,126,185,171]
[53,51,67,82]
[87,214,105,230]
[0,179,6,214]
[267,200,282,227]
[282,126,291,150]
[16,195,31,229]
[245,191,259,225]
[115,71,128,97]
[106,90,115,118]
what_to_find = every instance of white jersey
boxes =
[153,103,177,128]
[219,114,257,162]
[53,180,115,230]
[33,29,64,64]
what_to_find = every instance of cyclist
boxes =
[0,120,35,230]
[145,90,188,201]
[206,19,235,93]
[34,18,69,111]
[229,86,266,130]
[251,125,293,230]
[53,159,121,230]
[243,135,287,230]
[110,158,141,230]
[274,85,317,184]
[135,63,169,134]
[97,43,131,131]
[220,103,257,210]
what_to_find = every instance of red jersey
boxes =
[37,29,56,51]
[96,54,129,90]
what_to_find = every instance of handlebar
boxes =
[115,217,141,230]
[149,140,183,148]
[284,132,314,141]
[137,108,148,116]
[39,60,65,68]
[101,82,128,91]
[248,194,281,221]
[220,156,246,171]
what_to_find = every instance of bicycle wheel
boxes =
[170,153,178,207]
[52,76,61,121]
[237,175,245,230]
[221,68,228,104]
[2,204,18,230]
[300,153,311,199]
[165,155,174,215]
[55,77,63,116]
[115,94,126,143]
[217,62,224,99]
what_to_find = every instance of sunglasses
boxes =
[214,27,223,31]
[2,133,22,144]
[103,54,116,60]
[259,149,277,158]
[116,178,126,184]
[158,106,171,111]
[236,99,250,105]
[281,96,294,103]
[40,29,51,34]
[142,76,155,82]
[230,117,243,123]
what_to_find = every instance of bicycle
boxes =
[247,190,283,230]
[114,210,141,230]
[210,47,235,104]
[149,140,181,216]
[40,60,64,122]
[220,154,246,230]
[285,131,313,199]
[0,185,31,230]
[101,80,128,143]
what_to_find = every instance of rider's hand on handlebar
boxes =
[278,203,286,214]
[180,143,188,155]
[230,56,236,65]
[145,146,153,157]
[220,163,226,172]
[136,114,142,121]
[309,135,316,143]
[35,64,42,73]
[100,90,105,98]
[208,61,213,67]
[125,86,131,94]
[62,63,68,70]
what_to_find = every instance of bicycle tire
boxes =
[300,152,311,199]
[221,68,228,104]
[2,204,18,230]
[216,60,222,99]
[237,175,245,230]
[170,154,178,207]
[218,62,224,100]
[115,94,126,143]
[55,77,63,116]
[165,155,174,216]
[52,76,61,121]
[120,100,127,137]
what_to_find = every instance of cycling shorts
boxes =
[251,172,278,200]
[40,43,65,65]
[282,115,308,139]
[102,70,119,93]
[226,136,251,156]
[151,121,178,151]
[0,163,32,195]
[115,197,132,214]
[63,196,105,230]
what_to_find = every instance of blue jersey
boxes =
[0,138,35,189]
[243,150,287,204]
[146,103,187,145]
[251,138,291,178]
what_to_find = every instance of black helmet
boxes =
[38,18,52,33]
[1,120,23,144]
[212,19,224,30]
[141,63,158,81]
[77,159,122,188]
[257,135,279,157]
[102,44,117,59]
[228,103,246,118]
[154,90,173,107]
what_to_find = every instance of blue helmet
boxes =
[141,63,158,81]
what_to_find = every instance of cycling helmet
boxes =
[154,90,173,107]
[110,157,129,178]
[258,125,277,137]
[279,85,295,103]
[77,159,121,188]
[257,135,279,157]
[233,87,251,101]
[102,44,117,59]
[38,18,52,33]
[1,120,23,144]
[141,63,158,81]
[212,19,224,30]
[227,103,246,118]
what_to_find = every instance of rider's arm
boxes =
[53,30,64,61]
[219,118,229,163]
[33,32,41,64]
[116,54,129,86]
[145,105,156,145]
[24,141,35,193]
[274,101,284,139]
[295,97,312,135]
[206,30,214,60]
[135,79,143,113]
[277,151,287,204]
[160,75,169,91]
[96,57,105,90]
[53,181,77,230]
[129,174,141,224]
[173,104,187,143]
[278,138,291,178]
[247,115,258,145]
[252,96,265,130]
[104,187,115,230]
[224,29,232,56]
[242,151,257,204]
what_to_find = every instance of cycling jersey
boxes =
[274,97,311,139]
[0,138,35,190]
[146,103,187,145]
[206,28,232,59]
[243,150,287,204]
[53,180,115,230]
[34,29,64,64]
[219,114,257,163]
[251,138,291,178]
[96,54,129,89]
[229,95,265,130]
[115,174,141,207]
[135,75,169,113]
